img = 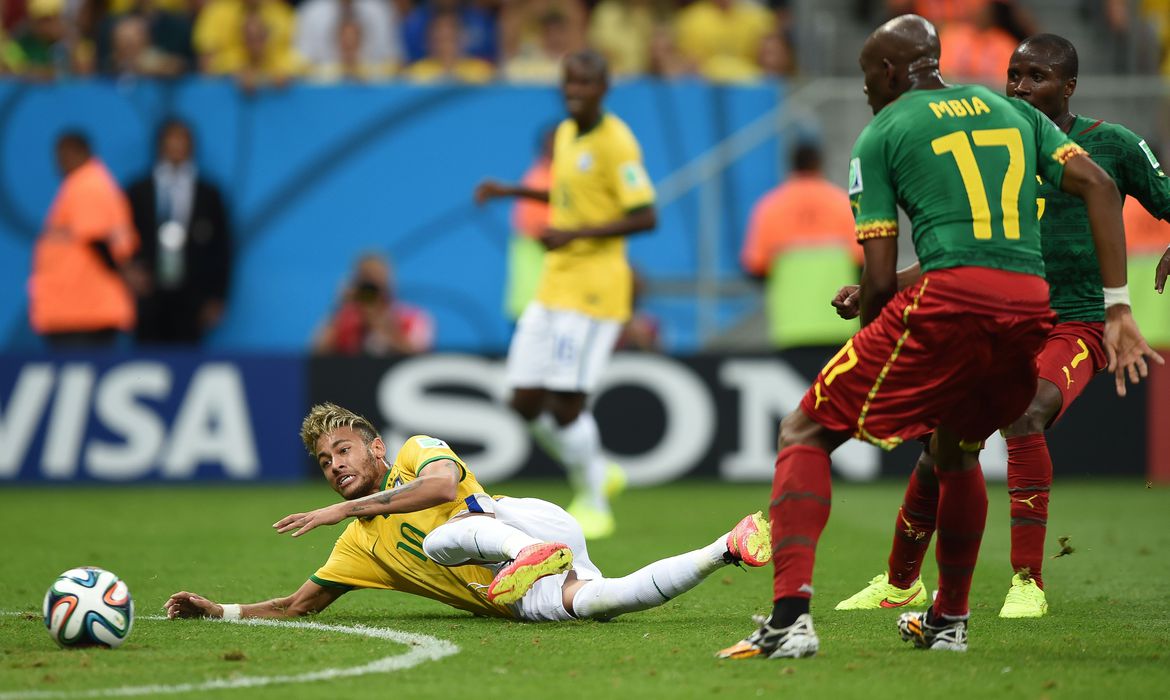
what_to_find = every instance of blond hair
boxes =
[300,402,379,456]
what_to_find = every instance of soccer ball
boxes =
[43,567,134,648]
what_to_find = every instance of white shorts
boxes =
[505,302,622,393]
[462,494,603,622]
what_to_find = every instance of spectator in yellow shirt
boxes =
[194,0,297,76]
[232,11,304,88]
[503,9,579,83]
[499,0,586,63]
[673,0,775,83]
[1141,0,1170,75]
[647,24,694,78]
[403,10,494,84]
[587,0,663,76]
[308,14,396,83]
[108,0,190,14]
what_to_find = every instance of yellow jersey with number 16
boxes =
[537,113,656,321]
[310,435,512,618]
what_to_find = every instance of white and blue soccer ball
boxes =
[43,567,134,648]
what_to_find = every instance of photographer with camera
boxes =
[312,252,434,356]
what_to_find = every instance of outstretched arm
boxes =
[474,179,549,204]
[274,460,462,537]
[165,579,344,620]
[542,206,657,250]
[1061,155,1165,395]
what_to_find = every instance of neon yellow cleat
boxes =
[998,573,1048,618]
[835,573,928,610]
[604,462,628,499]
[567,499,616,540]
[487,542,573,605]
[726,512,771,567]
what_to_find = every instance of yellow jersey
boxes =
[674,0,774,70]
[403,57,495,84]
[537,114,656,321]
[310,435,512,618]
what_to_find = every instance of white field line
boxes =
[0,614,459,699]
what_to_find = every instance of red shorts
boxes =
[1035,321,1106,425]
[799,267,1056,448]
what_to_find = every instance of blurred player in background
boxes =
[474,49,657,540]
[718,15,1160,660]
[834,34,1170,619]
[165,403,769,624]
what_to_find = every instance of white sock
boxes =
[528,414,564,462]
[553,412,608,510]
[570,536,729,620]
[422,516,542,567]
[529,414,582,494]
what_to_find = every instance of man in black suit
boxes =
[128,119,232,344]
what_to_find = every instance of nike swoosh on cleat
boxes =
[879,596,919,608]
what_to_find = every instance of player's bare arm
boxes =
[541,206,657,250]
[473,179,550,205]
[274,460,462,537]
[858,236,899,326]
[1060,154,1165,394]
[833,262,922,319]
[165,579,344,621]
[1156,245,1170,294]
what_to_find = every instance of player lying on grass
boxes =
[718,14,1160,660]
[832,33,1170,620]
[166,403,770,624]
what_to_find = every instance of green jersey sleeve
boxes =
[1009,98,1086,189]
[1116,128,1170,220]
[848,123,899,242]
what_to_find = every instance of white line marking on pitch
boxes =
[0,615,459,699]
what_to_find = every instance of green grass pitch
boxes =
[2,479,1168,699]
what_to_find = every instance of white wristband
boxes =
[1103,285,1130,308]
[221,604,242,621]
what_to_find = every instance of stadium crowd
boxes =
[0,0,796,83]
[5,0,1165,84]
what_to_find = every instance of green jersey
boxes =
[848,84,1083,276]
[1037,116,1170,322]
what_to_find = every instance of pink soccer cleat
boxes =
[487,543,574,605]
[726,512,772,567]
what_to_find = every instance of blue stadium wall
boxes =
[0,78,785,353]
